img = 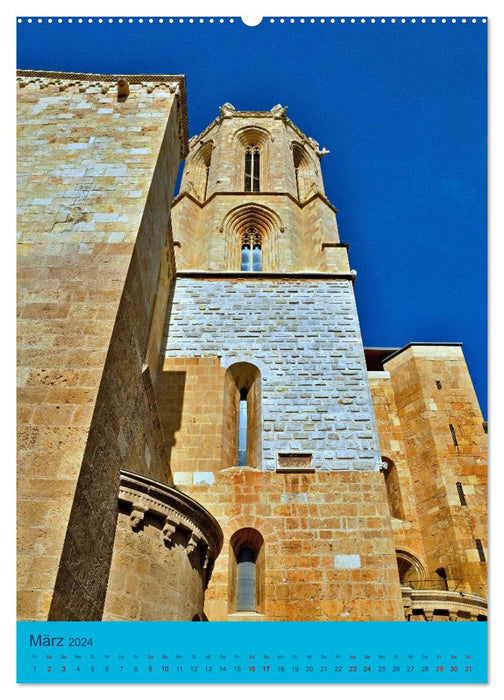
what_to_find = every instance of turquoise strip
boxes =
[17,621,487,684]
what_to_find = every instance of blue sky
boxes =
[17,16,488,416]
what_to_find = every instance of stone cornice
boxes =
[383,342,464,364]
[16,70,189,157]
[172,189,338,214]
[177,270,356,281]
[118,469,223,574]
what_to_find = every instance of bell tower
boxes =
[172,102,349,275]
[159,104,405,621]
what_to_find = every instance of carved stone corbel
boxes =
[130,504,148,529]
[162,519,177,545]
[187,533,200,555]
[117,78,130,97]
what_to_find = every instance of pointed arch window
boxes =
[292,143,311,201]
[244,146,260,192]
[241,227,262,271]
[184,141,213,202]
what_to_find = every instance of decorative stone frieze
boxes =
[118,469,223,584]
[401,587,487,621]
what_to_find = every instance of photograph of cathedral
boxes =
[17,68,487,623]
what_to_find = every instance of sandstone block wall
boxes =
[180,469,404,621]
[103,509,206,621]
[383,345,487,597]
[102,470,223,622]
[172,193,344,274]
[17,72,186,620]
[368,371,426,568]
[161,276,382,474]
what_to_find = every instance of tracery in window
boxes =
[241,226,262,271]
[234,126,271,191]
[222,203,282,272]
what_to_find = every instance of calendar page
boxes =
[16,6,488,685]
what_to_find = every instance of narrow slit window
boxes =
[456,481,467,506]
[236,545,256,611]
[244,146,260,192]
[436,380,442,390]
[475,539,486,562]
[294,166,300,199]
[449,423,458,447]
[238,388,248,466]
[203,165,210,200]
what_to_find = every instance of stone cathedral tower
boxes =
[160,103,405,621]
[159,103,487,622]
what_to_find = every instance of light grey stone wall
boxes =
[164,276,382,472]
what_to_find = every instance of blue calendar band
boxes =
[17,621,487,684]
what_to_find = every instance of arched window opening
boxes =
[229,529,265,615]
[244,146,260,192]
[222,203,282,272]
[436,567,449,591]
[382,457,405,520]
[396,551,426,588]
[222,362,262,469]
[235,127,270,191]
[241,227,262,271]
[183,141,213,202]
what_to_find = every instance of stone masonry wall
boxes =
[384,345,487,597]
[17,73,185,620]
[103,509,205,621]
[181,469,404,621]
[171,193,344,274]
[162,276,382,474]
[368,372,427,566]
